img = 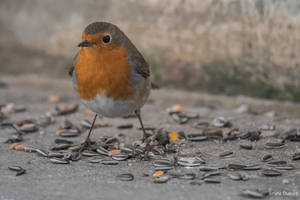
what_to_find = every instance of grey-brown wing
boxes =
[69,52,79,90]
[129,54,160,89]
[69,52,79,77]
[131,54,150,79]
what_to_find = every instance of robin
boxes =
[69,22,158,151]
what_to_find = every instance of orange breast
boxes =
[75,46,135,101]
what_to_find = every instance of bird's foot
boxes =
[79,138,92,152]
[142,138,154,160]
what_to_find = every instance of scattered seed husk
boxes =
[137,126,156,131]
[55,104,78,115]
[16,119,33,127]
[35,148,49,157]
[262,169,282,177]
[120,147,134,154]
[292,151,300,160]
[50,144,71,151]
[241,189,269,198]
[116,173,134,181]
[196,156,206,164]
[227,164,247,170]
[243,164,261,171]
[19,123,38,133]
[202,128,223,137]
[117,123,133,129]
[265,144,286,150]
[63,152,73,160]
[61,120,74,129]
[54,138,73,145]
[153,159,174,167]
[193,121,209,129]
[211,117,231,128]
[178,173,196,180]
[96,147,109,156]
[177,157,202,167]
[49,157,70,164]
[153,175,169,184]
[82,150,99,157]
[240,131,261,141]
[274,164,295,170]
[101,159,119,165]
[283,129,300,141]
[260,124,276,131]
[262,154,273,162]
[48,152,64,158]
[24,146,37,153]
[11,143,25,151]
[240,142,253,150]
[219,151,234,158]
[57,128,80,137]
[152,145,166,155]
[104,137,119,145]
[15,144,26,151]
[187,134,208,142]
[227,128,240,135]
[265,138,285,149]
[36,115,55,127]
[88,158,103,163]
[228,173,249,181]
[184,112,199,119]
[1,104,26,115]
[267,160,287,166]
[81,119,92,129]
[1,123,26,135]
[171,113,189,124]
[202,171,221,179]
[8,166,23,171]
[65,152,81,161]
[112,154,129,161]
[69,144,82,151]
[4,135,23,143]
[16,168,26,176]
[199,165,219,172]
[10,143,20,149]
[223,129,239,141]
[108,149,121,157]
[203,178,221,184]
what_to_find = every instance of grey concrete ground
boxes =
[0,76,300,200]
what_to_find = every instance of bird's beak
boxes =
[78,40,94,47]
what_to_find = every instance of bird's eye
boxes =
[102,35,111,43]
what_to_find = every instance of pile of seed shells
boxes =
[1,102,300,199]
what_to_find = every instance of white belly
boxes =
[81,78,151,118]
[82,95,139,117]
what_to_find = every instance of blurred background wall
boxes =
[0,0,300,101]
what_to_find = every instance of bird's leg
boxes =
[79,114,97,152]
[135,109,152,159]
[135,110,147,142]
